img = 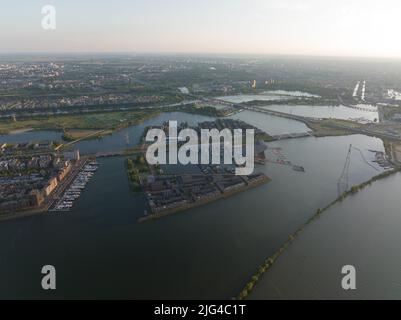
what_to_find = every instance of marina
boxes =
[50,162,99,212]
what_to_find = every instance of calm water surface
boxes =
[217,91,319,104]
[217,94,292,103]
[250,172,401,300]
[227,110,310,135]
[263,104,379,123]
[0,111,395,299]
[216,93,378,122]
[0,130,63,144]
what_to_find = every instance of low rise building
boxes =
[57,162,72,182]
[43,177,58,196]
[29,189,44,207]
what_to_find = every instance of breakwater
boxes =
[237,167,401,300]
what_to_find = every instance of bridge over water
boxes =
[90,145,146,158]
[271,131,315,141]
[237,105,401,142]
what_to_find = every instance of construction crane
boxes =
[337,144,352,196]
[337,144,380,196]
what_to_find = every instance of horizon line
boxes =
[1,51,401,61]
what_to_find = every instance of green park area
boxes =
[126,154,150,192]
[0,110,160,136]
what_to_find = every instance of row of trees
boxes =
[126,156,150,192]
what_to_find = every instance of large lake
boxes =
[0,110,397,299]
[217,90,320,104]
[216,94,379,123]
[262,104,379,123]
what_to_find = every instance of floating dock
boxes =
[49,162,99,212]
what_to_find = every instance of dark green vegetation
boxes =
[164,104,222,117]
[162,103,240,118]
[0,110,160,136]
[126,155,150,192]
[307,119,362,137]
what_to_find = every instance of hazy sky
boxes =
[2,0,401,58]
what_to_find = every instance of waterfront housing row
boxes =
[0,143,77,214]
[144,168,268,215]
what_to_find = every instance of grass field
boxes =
[61,129,114,141]
[0,110,160,135]
[307,118,362,137]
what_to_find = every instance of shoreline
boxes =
[0,206,48,222]
[0,109,161,137]
[0,157,90,222]
[0,107,372,144]
[8,128,34,135]
[138,175,270,223]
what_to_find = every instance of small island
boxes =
[126,119,271,222]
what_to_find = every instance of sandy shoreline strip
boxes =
[8,128,34,135]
